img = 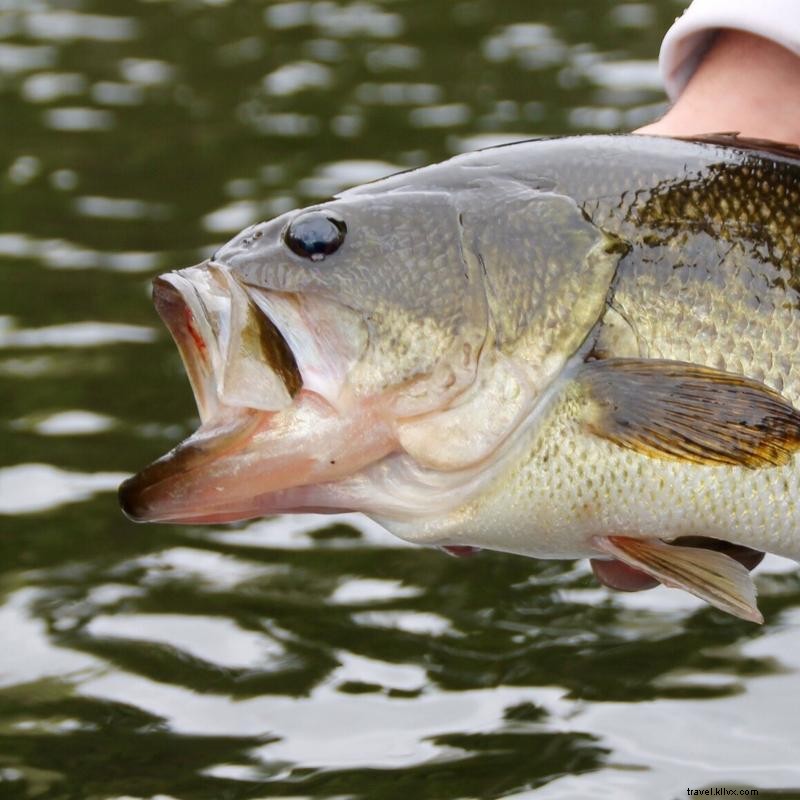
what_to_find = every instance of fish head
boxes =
[120,168,625,530]
[222,190,492,417]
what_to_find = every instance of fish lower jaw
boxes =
[119,388,399,524]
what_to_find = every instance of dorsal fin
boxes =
[677,132,800,163]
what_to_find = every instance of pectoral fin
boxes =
[593,535,763,623]
[578,358,800,468]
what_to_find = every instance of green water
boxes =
[2,1,800,798]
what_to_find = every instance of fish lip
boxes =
[152,276,209,416]
[119,407,264,523]
[151,271,220,421]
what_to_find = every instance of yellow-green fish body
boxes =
[121,134,800,622]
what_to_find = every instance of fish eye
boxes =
[284,212,347,262]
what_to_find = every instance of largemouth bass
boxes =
[120,134,800,623]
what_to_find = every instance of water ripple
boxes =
[265,2,404,39]
[0,319,155,347]
[87,613,288,670]
[0,464,126,514]
[0,233,163,272]
[43,107,115,131]
[0,589,103,688]
[118,58,175,86]
[73,195,171,221]
[483,23,567,69]
[3,1,799,797]
[21,71,86,103]
[90,80,144,106]
[0,43,55,73]
[296,158,401,197]
[12,410,116,436]
[263,60,334,96]
[23,12,139,42]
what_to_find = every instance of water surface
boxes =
[2,1,800,798]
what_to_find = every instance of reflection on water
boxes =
[2,0,800,798]
[0,463,126,513]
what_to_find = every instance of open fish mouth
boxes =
[150,268,303,422]
[119,262,394,524]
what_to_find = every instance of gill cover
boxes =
[393,184,626,472]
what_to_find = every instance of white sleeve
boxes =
[660,0,800,100]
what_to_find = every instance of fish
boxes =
[119,133,800,624]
